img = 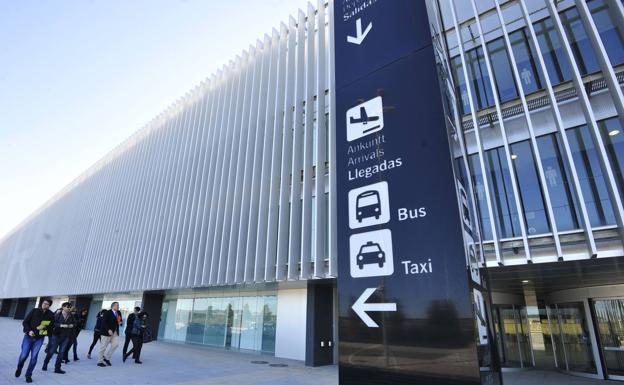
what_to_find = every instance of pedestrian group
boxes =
[15,299,151,383]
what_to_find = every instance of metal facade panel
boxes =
[276,17,298,281]
[300,3,316,280]
[287,10,307,280]
[314,0,327,278]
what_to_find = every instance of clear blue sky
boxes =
[0,0,310,239]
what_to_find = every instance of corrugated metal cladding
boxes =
[0,0,338,299]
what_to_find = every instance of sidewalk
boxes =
[0,317,337,385]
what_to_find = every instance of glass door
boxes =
[495,305,533,368]
[593,299,624,380]
[551,302,598,375]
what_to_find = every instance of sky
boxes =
[0,0,311,240]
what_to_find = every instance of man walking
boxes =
[15,298,54,383]
[122,306,140,360]
[87,308,106,359]
[42,302,75,374]
[98,302,123,367]
[124,311,149,364]
[63,307,87,362]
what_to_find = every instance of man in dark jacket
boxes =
[97,302,123,367]
[88,308,106,359]
[63,307,87,362]
[42,302,75,374]
[15,298,54,383]
[122,306,140,360]
[123,311,149,364]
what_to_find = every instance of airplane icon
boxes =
[349,107,380,134]
[346,96,384,142]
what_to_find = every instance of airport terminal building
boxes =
[2,0,624,382]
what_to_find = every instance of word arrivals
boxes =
[348,148,384,166]
[401,259,433,275]
[348,157,403,181]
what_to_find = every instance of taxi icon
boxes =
[356,241,386,269]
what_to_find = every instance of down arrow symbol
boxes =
[347,18,372,45]
[352,287,397,328]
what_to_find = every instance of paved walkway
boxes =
[2,317,616,385]
[503,369,609,385]
[0,318,337,385]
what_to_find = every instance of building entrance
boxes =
[548,302,599,376]
[488,257,624,382]
[493,305,533,368]
[593,298,624,380]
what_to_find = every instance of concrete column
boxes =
[275,287,307,361]
[142,291,165,341]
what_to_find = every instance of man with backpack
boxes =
[123,311,149,364]
[122,306,141,360]
[15,298,54,383]
[87,308,107,359]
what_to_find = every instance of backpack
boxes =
[143,326,154,344]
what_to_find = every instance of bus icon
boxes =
[356,190,381,222]
[348,181,390,229]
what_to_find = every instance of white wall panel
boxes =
[0,2,334,299]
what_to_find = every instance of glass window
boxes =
[239,296,261,351]
[599,117,624,202]
[560,6,600,75]
[101,299,142,331]
[475,0,495,15]
[525,0,548,14]
[534,17,572,84]
[85,300,103,331]
[453,0,477,25]
[510,141,550,235]
[187,298,209,344]
[158,301,169,339]
[311,196,317,260]
[567,125,616,226]
[174,299,193,342]
[487,38,519,102]
[438,0,454,31]
[159,294,277,354]
[485,147,522,238]
[588,0,624,66]
[204,297,227,346]
[466,47,495,110]
[225,297,242,349]
[469,154,493,240]
[536,134,580,231]
[261,296,277,354]
[451,55,471,115]
[455,157,469,188]
[510,28,545,94]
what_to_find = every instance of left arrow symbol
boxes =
[347,18,372,45]
[352,287,397,328]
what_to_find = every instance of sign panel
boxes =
[334,1,483,384]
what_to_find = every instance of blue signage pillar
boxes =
[333,1,491,384]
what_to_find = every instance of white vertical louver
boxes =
[0,1,335,299]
